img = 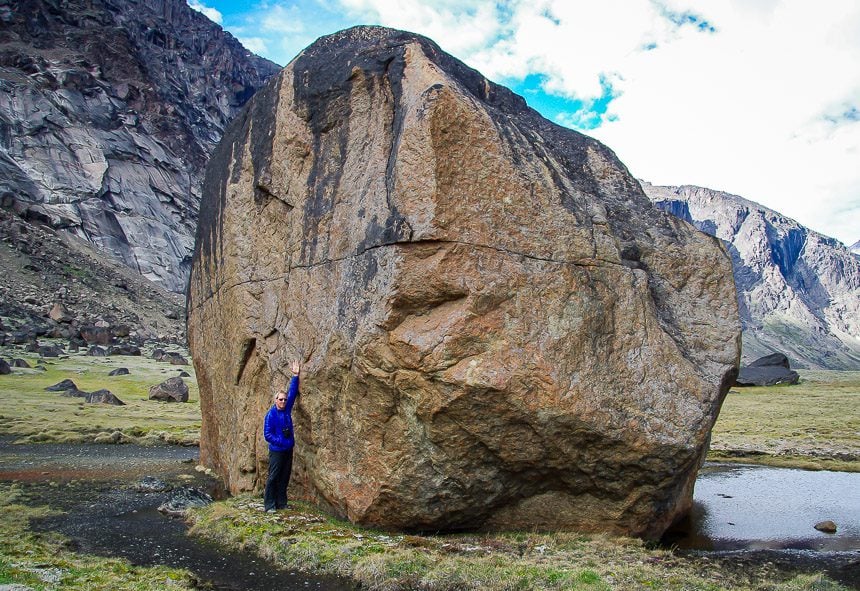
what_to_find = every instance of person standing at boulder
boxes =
[263,359,300,512]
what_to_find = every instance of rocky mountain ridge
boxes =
[0,207,185,345]
[643,182,860,370]
[0,0,280,292]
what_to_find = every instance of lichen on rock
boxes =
[188,26,741,538]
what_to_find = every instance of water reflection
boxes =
[665,463,860,551]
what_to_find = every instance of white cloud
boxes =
[359,0,860,244]
[187,0,223,24]
[238,36,269,55]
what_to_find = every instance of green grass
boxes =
[0,483,195,590]
[709,370,860,471]
[0,343,200,445]
[188,496,849,591]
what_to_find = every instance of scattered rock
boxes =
[814,520,837,533]
[108,367,130,376]
[149,376,189,402]
[134,476,172,493]
[161,351,189,365]
[10,331,31,345]
[45,379,79,392]
[750,353,791,369]
[107,343,141,356]
[157,487,212,517]
[11,358,31,368]
[49,302,74,323]
[736,353,800,386]
[0,358,10,375]
[80,325,112,345]
[178,370,190,377]
[38,344,63,357]
[87,345,107,357]
[85,389,125,405]
[152,348,165,361]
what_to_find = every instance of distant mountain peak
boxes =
[643,182,860,370]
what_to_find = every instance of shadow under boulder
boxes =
[736,353,800,386]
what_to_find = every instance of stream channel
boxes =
[2,439,858,589]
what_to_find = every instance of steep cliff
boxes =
[644,182,860,369]
[188,26,740,538]
[0,0,280,292]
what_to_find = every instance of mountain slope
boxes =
[643,182,860,369]
[0,0,280,292]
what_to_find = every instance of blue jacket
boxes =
[264,375,299,452]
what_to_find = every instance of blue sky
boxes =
[189,0,860,247]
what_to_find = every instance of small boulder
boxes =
[45,379,79,392]
[87,345,107,357]
[151,348,165,361]
[735,353,800,386]
[80,325,112,345]
[11,358,31,368]
[49,302,74,323]
[38,345,63,358]
[85,389,125,405]
[178,370,190,377]
[11,331,31,345]
[749,353,790,369]
[164,352,189,365]
[0,358,10,375]
[108,367,130,376]
[149,377,189,403]
[814,520,837,533]
[157,487,212,517]
[107,344,141,356]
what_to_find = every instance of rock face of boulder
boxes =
[188,26,741,538]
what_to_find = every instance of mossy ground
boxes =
[0,343,200,445]
[188,496,849,591]
[710,371,860,471]
[0,484,196,590]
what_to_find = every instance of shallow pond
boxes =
[666,462,860,552]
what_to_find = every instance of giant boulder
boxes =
[188,26,741,538]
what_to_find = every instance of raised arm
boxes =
[286,360,300,412]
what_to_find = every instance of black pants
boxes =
[264,447,293,510]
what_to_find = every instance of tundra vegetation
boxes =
[0,344,199,445]
[0,347,856,590]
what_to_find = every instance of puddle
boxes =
[665,463,860,551]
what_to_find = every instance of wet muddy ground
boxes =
[3,438,858,590]
[0,437,356,591]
